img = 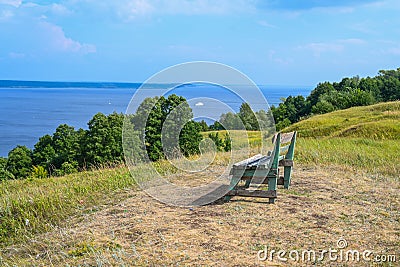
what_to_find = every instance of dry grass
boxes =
[1,164,399,266]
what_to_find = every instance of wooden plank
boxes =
[285,131,297,160]
[232,168,277,178]
[247,156,270,167]
[280,132,295,144]
[243,177,284,185]
[272,131,295,144]
[232,154,264,167]
[226,189,277,198]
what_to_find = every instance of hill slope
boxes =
[282,101,400,178]
[285,101,400,139]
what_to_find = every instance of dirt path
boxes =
[2,165,399,266]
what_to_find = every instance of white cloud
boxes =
[195,102,204,106]
[40,22,96,54]
[0,0,21,8]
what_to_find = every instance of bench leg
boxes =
[244,179,251,188]
[224,195,232,202]
[269,196,276,204]
[283,166,292,189]
[268,171,278,204]
[224,174,241,202]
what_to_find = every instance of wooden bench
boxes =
[224,131,297,204]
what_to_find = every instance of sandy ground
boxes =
[1,164,399,266]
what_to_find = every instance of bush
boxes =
[312,100,335,114]
[31,165,48,179]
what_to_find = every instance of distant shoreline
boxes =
[0,80,142,89]
[0,80,313,89]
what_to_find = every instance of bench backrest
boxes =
[231,131,297,170]
[270,131,297,169]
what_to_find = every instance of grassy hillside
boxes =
[282,101,400,178]
[284,101,400,139]
[0,167,134,246]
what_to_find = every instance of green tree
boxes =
[307,82,335,108]
[209,121,224,131]
[207,132,232,152]
[359,77,382,101]
[255,109,272,130]
[32,134,56,173]
[179,121,203,156]
[379,76,400,101]
[84,112,124,165]
[219,112,243,130]
[135,94,202,161]
[223,133,232,152]
[238,102,258,130]
[122,115,145,164]
[336,76,360,91]
[208,132,224,151]
[197,120,209,131]
[6,145,33,179]
[311,100,335,114]
[275,118,292,131]
[52,124,81,169]
[0,157,14,180]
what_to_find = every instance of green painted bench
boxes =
[224,131,297,204]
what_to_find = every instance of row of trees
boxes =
[207,102,272,131]
[0,94,207,180]
[271,68,400,130]
[1,112,125,180]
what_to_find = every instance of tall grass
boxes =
[296,138,400,178]
[0,166,134,246]
[202,130,263,149]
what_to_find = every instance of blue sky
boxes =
[1,0,400,86]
